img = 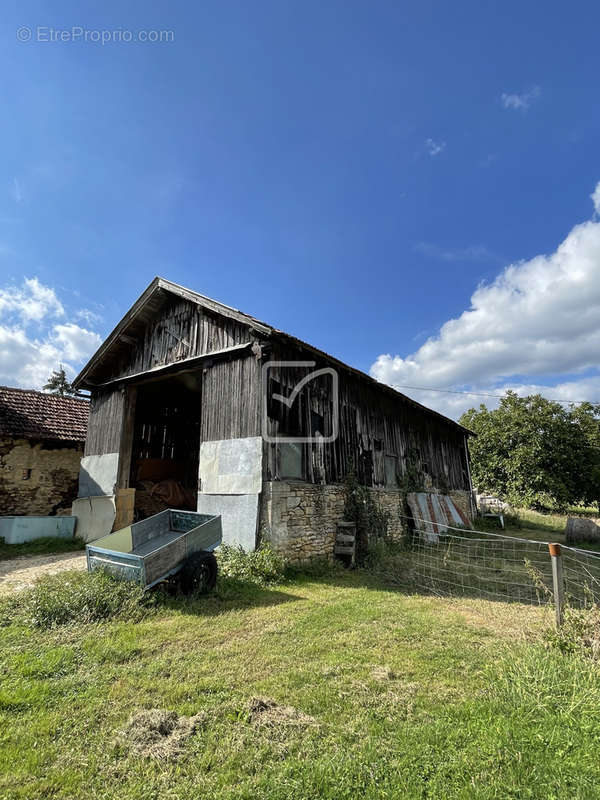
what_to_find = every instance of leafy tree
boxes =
[460,392,600,511]
[43,365,77,397]
[570,402,600,508]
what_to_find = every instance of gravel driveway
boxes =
[0,552,87,595]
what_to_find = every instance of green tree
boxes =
[570,402,600,508]
[43,365,77,397]
[460,392,600,511]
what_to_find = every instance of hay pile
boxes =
[371,665,396,681]
[247,697,317,728]
[119,708,206,760]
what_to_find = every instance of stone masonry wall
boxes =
[260,481,407,562]
[0,437,83,516]
[260,481,474,562]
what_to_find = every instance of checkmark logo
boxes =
[262,360,339,444]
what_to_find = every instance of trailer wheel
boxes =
[178,551,218,595]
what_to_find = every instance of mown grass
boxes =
[0,536,85,561]
[1,565,600,799]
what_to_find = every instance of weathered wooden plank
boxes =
[84,387,125,456]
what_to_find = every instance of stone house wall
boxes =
[259,481,474,562]
[0,436,84,516]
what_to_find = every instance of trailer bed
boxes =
[86,509,222,589]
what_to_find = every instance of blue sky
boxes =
[2,0,600,418]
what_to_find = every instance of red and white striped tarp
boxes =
[406,492,471,543]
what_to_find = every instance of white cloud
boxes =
[592,182,600,216]
[52,323,102,362]
[386,377,600,422]
[76,308,103,325]
[0,278,102,389]
[0,277,64,322]
[425,138,446,156]
[370,183,600,419]
[501,86,540,110]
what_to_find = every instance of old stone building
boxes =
[0,387,89,516]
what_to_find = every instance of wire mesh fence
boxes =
[404,516,600,611]
[562,545,600,608]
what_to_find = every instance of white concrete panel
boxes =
[0,516,76,544]
[200,437,262,495]
[78,453,119,497]
[72,495,116,543]
[196,493,258,551]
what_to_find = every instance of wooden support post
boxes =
[117,385,137,489]
[548,542,565,627]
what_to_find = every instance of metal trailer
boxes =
[86,509,222,590]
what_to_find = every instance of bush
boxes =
[544,604,600,660]
[14,569,153,629]
[342,470,390,561]
[217,543,287,586]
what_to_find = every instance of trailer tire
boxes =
[178,551,218,595]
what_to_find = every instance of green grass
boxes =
[1,568,600,799]
[476,507,600,549]
[0,536,85,561]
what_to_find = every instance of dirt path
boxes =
[0,552,87,594]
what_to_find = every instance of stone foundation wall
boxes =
[259,482,474,562]
[260,481,407,562]
[0,437,83,516]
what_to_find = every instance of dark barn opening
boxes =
[130,373,202,518]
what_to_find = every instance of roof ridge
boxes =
[0,385,88,402]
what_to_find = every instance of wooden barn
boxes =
[72,277,473,558]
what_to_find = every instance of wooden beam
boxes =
[117,385,137,488]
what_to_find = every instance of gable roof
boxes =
[73,277,471,435]
[0,386,89,442]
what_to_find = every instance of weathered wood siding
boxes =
[264,343,470,491]
[99,297,254,384]
[201,354,262,441]
[84,388,124,456]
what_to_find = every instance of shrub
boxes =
[217,543,287,586]
[544,604,600,660]
[342,469,390,560]
[16,569,153,629]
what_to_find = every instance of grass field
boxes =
[2,569,600,799]
[475,506,600,544]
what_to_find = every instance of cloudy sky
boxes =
[1,1,600,419]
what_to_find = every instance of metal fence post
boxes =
[548,543,564,627]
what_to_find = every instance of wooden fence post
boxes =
[548,542,564,627]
